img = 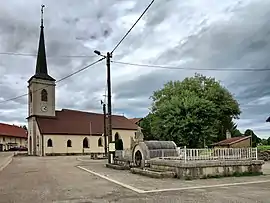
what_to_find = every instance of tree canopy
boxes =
[244,129,261,147]
[140,73,241,148]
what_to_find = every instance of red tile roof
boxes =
[0,123,27,139]
[36,109,138,135]
[129,118,143,124]
[212,136,251,146]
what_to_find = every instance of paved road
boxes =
[0,156,270,203]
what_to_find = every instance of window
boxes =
[47,139,53,147]
[83,137,89,148]
[115,132,120,141]
[41,89,48,102]
[98,138,103,147]
[29,91,32,102]
[67,140,72,147]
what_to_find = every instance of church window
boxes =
[29,91,32,102]
[83,137,89,148]
[67,140,72,147]
[98,138,103,147]
[41,89,48,102]
[47,139,53,147]
[115,132,120,141]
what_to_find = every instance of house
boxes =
[27,12,138,156]
[129,118,143,126]
[0,123,28,151]
[211,136,251,148]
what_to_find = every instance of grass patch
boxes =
[258,145,270,151]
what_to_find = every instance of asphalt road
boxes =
[0,156,270,203]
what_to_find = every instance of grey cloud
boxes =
[1,0,270,138]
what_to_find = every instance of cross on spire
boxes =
[41,4,45,28]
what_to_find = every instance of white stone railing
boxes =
[177,147,258,162]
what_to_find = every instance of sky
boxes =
[0,0,270,138]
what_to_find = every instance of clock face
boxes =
[41,106,48,112]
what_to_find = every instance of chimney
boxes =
[226,130,231,139]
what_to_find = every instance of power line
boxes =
[110,0,155,54]
[111,60,270,72]
[0,58,105,104]
[0,52,97,58]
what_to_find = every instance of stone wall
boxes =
[148,159,264,180]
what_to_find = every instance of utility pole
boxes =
[94,50,113,164]
[106,52,112,145]
[106,52,113,164]
[101,100,108,156]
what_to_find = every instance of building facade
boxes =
[0,123,27,151]
[212,136,252,148]
[27,11,138,156]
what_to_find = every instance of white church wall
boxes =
[42,129,136,155]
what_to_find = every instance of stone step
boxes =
[105,163,130,170]
[130,167,176,179]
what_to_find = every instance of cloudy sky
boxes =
[0,0,270,138]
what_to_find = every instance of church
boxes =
[27,10,138,156]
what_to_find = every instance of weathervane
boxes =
[41,4,45,28]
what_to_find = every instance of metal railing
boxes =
[178,147,258,162]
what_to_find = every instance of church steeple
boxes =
[29,5,55,82]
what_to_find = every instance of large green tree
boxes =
[146,73,241,148]
[244,129,261,147]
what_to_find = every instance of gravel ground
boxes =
[0,156,270,203]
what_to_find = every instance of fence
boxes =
[178,147,258,162]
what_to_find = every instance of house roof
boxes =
[0,123,27,139]
[129,118,143,124]
[36,109,138,135]
[212,136,251,146]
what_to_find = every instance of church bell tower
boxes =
[27,5,56,156]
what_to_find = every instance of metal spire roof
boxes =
[29,5,55,82]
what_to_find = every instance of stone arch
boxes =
[41,89,48,102]
[83,137,89,148]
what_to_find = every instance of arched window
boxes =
[41,89,48,102]
[29,91,32,102]
[98,138,103,147]
[47,139,53,147]
[83,137,89,148]
[115,132,120,141]
[67,140,72,147]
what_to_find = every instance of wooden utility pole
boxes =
[102,102,108,156]
[106,52,113,163]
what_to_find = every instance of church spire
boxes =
[30,5,55,82]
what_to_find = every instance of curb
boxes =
[0,155,13,172]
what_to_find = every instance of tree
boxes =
[148,73,241,148]
[20,125,27,130]
[244,129,261,147]
[140,113,155,140]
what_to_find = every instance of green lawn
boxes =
[258,145,270,151]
